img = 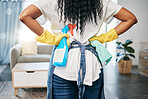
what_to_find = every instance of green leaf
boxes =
[122,44,127,48]
[116,53,120,56]
[127,54,135,58]
[117,46,124,49]
[126,46,135,53]
[123,56,130,60]
[125,39,133,46]
[116,42,122,46]
[116,55,124,62]
[116,52,125,56]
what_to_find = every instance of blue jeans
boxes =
[52,68,104,99]
[47,40,105,99]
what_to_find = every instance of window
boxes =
[18,0,51,45]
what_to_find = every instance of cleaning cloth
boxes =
[90,40,112,65]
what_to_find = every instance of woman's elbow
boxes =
[129,15,138,25]
[19,12,28,22]
[115,7,138,24]
[132,17,138,24]
[19,4,42,22]
[135,18,138,24]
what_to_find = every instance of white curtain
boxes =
[0,0,23,64]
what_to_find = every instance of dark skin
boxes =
[19,4,138,36]
[114,7,138,35]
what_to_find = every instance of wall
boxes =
[117,0,148,65]
[105,0,119,67]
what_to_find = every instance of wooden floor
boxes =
[0,64,148,99]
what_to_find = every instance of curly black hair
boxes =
[56,0,103,36]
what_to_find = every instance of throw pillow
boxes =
[21,41,37,55]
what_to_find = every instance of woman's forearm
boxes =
[114,19,137,36]
[19,4,44,36]
[113,7,138,35]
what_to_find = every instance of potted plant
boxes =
[116,39,135,74]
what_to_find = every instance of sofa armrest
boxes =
[10,44,21,70]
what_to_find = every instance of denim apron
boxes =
[47,40,105,99]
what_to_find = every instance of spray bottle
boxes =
[53,24,76,67]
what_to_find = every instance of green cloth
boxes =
[90,40,112,65]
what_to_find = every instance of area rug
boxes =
[0,81,47,99]
[0,81,118,99]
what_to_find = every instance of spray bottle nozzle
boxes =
[68,24,76,36]
[62,25,69,33]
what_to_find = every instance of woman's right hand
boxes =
[52,30,70,47]
[36,28,70,46]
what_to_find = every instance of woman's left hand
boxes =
[89,28,119,43]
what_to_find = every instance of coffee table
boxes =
[12,62,49,96]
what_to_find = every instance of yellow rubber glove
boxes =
[89,28,119,43]
[36,28,70,46]
[67,39,70,47]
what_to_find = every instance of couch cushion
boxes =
[21,41,37,55]
[38,44,53,54]
[17,54,51,63]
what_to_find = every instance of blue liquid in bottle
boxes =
[52,25,69,67]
